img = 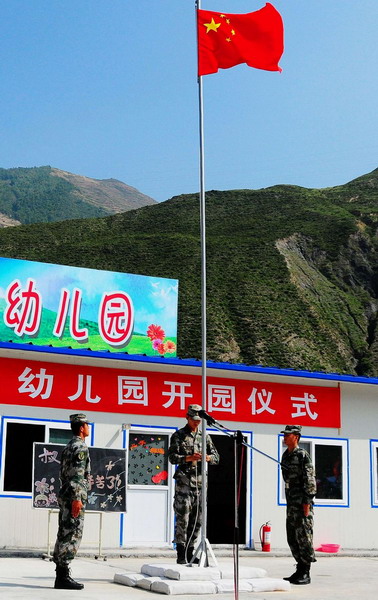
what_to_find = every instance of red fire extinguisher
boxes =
[259,521,271,552]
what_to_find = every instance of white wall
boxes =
[2,375,378,551]
[249,381,378,551]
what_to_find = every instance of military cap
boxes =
[280,424,302,435]
[69,413,88,424]
[186,404,202,421]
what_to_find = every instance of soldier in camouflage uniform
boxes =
[168,404,219,564]
[280,425,316,585]
[53,413,91,590]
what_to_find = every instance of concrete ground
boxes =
[1,553,378,600]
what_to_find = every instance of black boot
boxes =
[176,544,187,564]
[54,565,84,590]
[291,562,311,585]
[186,546,199,564]
[283,563,300,582]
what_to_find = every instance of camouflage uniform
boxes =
[281,445,316,566]
[53,434,90,566]
[168,424,219,546]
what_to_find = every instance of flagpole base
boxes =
[190,538,218,568]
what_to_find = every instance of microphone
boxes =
[198,409,216,425]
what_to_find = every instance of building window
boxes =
[0,417,73,495]
[49,428,73,445]
[278,435,349,507]
[369,440,378,507]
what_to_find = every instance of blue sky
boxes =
[0,1,377,203]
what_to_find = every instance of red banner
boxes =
[0,356,340,427]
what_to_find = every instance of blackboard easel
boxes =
[33,442,127,560]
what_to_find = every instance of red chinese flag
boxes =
[197,3,284,76]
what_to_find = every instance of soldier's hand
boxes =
[71,500,83,518]
[302,503,310,517]
[186,453,202,462]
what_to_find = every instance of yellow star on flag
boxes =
[203,18,221,34]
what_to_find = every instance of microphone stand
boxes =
[201,413,286,468]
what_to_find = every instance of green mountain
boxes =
[0,167,378,376]
[0,166,156,225]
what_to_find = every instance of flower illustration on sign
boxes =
[147,324,176,356]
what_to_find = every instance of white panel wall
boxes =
[123,488,171,545]
[3,374,378,551]
[249,381,378,551]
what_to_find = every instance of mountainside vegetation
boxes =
[1,168,378,376]
[0,166,155,225]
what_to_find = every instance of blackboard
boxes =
[32,443,127,512]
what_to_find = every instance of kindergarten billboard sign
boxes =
[0,257,178,356]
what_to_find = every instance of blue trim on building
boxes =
[119,513,124,547]
[277,435,282,508]
[0,494,32,499]
[0,416,3,484]
[90,423,95,446]
[2,340,378,385]
[346,438,351,508]
[3,415,70,424]
[370,439,378,508]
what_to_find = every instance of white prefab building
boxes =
[1,341,378,553]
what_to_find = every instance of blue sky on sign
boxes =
[0,1,377,203]
[0,258,178,336]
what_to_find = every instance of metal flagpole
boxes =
[193,0,217,568]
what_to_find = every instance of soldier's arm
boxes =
[169,432,200,464]
[280,450,289,481]
[206,435,220,465]
[69,447,89,501]
[168,432,186,465]
[302,452,317,504]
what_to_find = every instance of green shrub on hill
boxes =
[0,168,378,375]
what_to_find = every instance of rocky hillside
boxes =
[0,166,155,225]
[0,168,378,376]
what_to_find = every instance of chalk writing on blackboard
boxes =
[32,443,127,512]
[87,457,125,510]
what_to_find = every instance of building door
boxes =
[207,432,252,546]
[122,426,175,546]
